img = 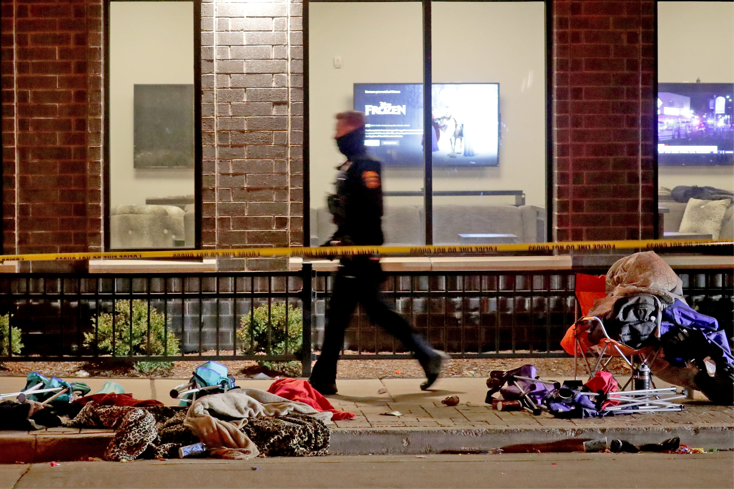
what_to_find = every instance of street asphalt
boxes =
[1,453,733,489]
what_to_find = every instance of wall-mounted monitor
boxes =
[353,83,500,166]
[657,83,734,166]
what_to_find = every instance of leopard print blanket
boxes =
[64,402,197,461]
[65,402,329,461]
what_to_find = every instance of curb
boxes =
[328,425,734,455]
[0,433,113,464]
[2,425,732,463]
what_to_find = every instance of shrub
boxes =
[84,300,179,358]
[0,314,23,356]
[236,303,303,361]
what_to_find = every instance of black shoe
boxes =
[610,439,639,453]
[309,381,338,396]
[420,351,450,391]
[639,437,680,453]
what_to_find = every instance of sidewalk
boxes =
[1,376,732,462]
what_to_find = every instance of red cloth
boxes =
[584,371,620,409]
[73,393,163,407]
[267,378,355,420]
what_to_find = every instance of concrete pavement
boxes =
[0,375,732,462]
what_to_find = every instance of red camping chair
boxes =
[561,274,663,389]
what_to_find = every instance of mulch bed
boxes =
[0,352,630,380]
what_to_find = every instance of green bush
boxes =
[84,300,179,358]
[0,314,23,356]
[236,303,303,360]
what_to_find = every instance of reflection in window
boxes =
[657,2,734,241]
[431,1,547,245]
[109,1,196,249]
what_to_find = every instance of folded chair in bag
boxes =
[169,361,237,405]
[485,365,558,414]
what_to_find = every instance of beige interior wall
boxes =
[308,2,547,210]
[658,1,734,192]
[110,1,195,208]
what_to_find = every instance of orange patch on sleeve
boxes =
[362,171,381,189]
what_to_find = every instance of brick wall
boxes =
[553,0,656,241]
[201,0,303,270]
[1,0,103,255]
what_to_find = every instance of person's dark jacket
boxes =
[327,127,384,246]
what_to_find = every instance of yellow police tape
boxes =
[0,239,731,263]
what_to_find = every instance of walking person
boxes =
[308,111,448,395]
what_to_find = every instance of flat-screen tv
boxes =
[353,83,500,166]
[657,83,734,165]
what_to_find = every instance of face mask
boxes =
[336,126,366,159]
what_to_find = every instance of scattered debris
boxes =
[677,445,706,454]
[380,411,402,417]
[441,395,460,406]
[439,450,489,455]
[252,467,258,471]
[415,455,427,459]
[377,388,388,395]
[49,462,59,467]
[73,370,90,378]
[394,370,402,374]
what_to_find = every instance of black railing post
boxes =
[301,263,314,378]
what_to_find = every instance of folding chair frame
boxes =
[571,295,665,391]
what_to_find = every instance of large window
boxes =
[657,1,734,241]
[307,0,548,246]
[106,0,200,250]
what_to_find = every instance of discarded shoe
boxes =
[610,439,639,453]
[420,351,450,391]
[638,437,680,453]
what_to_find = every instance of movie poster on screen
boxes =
[354,83,500,167]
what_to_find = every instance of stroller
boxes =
[169,361,237,405]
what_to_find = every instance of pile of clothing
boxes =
[0,368,356,462]
[582,251,733,405]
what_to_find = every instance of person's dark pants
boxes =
[309,258,435,386]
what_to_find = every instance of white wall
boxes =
[658,1,734,192]
[110,2,195,207]
[308,2,547,209]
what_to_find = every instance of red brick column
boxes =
[553,0,656,242]
[201,0,303,270]
[1,0,103,255]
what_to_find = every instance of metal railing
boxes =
[0,265,731,377]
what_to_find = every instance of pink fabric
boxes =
[267,378,355,420]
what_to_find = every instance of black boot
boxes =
[610,439,639,453]
[420,350,450,391]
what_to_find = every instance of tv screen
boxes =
[657,83,734,166]
[353,83,500,166]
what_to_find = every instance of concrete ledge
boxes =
[328,425,734,455]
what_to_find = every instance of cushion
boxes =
[719,205,734,240]
[678,198,731,240]
[112,204,184,217]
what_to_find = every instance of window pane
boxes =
[308,2,425,247]
[109,1,196,249]
[431,1,547,245]
[657,2,734,241]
